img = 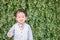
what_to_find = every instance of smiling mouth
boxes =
[20,20,23,22]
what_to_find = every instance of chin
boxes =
[19,22,24,24]
[18,21,25,24]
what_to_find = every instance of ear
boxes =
[25,17,28,21]
[16,17,17,20]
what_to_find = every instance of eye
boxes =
[18,17,20,18]
[22,16,24,18]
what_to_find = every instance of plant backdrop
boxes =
[0,0,60,40]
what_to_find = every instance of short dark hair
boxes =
[14,8,27,17]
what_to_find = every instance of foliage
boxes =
[0,0,60,40]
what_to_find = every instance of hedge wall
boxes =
[0,0,60,40]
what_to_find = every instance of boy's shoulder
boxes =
[24,23,30,26]
[13,22,30,27]
[24,23,31,29]
[12,22,19,27]
[12,22,31,29]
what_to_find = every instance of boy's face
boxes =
[16,12,27,24]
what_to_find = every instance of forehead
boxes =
[16,12,25,16]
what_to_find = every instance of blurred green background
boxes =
[0,0,60,40]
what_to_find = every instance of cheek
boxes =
[16,17,26,22]
[22,18,26,22]
[22,18,26,21]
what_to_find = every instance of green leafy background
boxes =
[0,0,60,40]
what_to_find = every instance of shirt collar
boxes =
[17,22,25,28]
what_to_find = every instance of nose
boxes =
[19,17,23,20]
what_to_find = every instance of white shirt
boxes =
[7,22,33,40]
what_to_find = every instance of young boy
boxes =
[7,8,33,40]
